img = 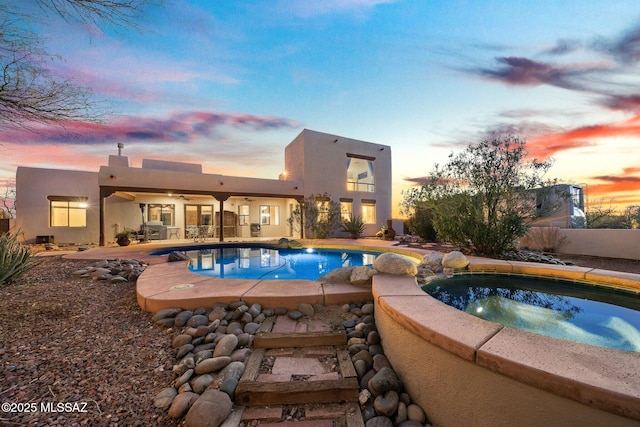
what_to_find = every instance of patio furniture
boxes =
[167,226,181,239]
[137,221,167,241]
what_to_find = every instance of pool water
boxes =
[182,246,382,281]
[422,274,640,352]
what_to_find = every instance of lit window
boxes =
[238,205,250,225]
[49,196,88,227]
[340,200,353,222]
[260,205,280,225]
[361,200,376,224]
[347,154,375,192]
[148,204,175,225]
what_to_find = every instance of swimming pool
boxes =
[422,274,640,352]
[170,245,383,280]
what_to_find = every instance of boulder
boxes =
[350,266,375,287]
[372,253,417,276]
[317,266,356,284]
[168,251,190,262]
[185,389,232,427]
[442,251,469,269]
[421,252,443,267]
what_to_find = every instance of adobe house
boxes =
[15,129,392,246]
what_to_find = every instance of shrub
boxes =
[406,202,437,241]
[341,216,366,238]
[288,193,342,239]
[1,231,39,285]
[519,227,569,253]
[401,136,554,256]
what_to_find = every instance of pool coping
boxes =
[63,238,640,422]
[374,260,640,422]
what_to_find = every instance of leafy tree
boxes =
[0,0,154,127]
[288,194,342,239]
[402,136,553,256]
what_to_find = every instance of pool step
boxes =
[225,402,363,427]
[253,330,347,348]
[233,315,363,426]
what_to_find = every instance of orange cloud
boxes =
[527,113,640,159]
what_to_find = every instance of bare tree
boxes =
[35,0,151,31]
[623,205,640,229]
[0,182,16,219]
[0,0,155,128]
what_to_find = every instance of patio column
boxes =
[296,197,304,239]
[212,193,230,242]
[98,187,116,246]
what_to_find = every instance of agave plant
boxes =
[0,231,39,285]
[341,215,366,239]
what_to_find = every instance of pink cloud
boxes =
[0,111,298,146]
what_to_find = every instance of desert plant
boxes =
[1,231,39,285]
[401,136,554,256]
[288,193,342,239]
[405,202,438,241]
[341,215,366,238]
[519,227,569,252]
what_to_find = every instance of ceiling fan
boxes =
[174,194,192,201]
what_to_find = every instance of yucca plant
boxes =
[341,215,366,239]
[0,231,39,285]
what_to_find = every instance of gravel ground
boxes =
[1,252,638,427]
[0,256,183,427]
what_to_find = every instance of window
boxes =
[316,198,331,222]
[49,196,87,227]
[238,205,250,226]
[148,204,175,225]
[361,200,376,224]
[185,205,213,227]
[260,205,280,225]
[347,154,375,192]
[340,199,353,221]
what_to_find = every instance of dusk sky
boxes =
[2,0,640,217]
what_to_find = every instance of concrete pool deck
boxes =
[61,238,640,425]
[62,238,416,311]
[60,237,640,313]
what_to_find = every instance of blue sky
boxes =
[2,0,640,216]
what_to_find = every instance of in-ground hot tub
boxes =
[372,258,640,427]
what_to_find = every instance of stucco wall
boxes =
[374,303,638,427]
[557,229,640,260]
[15,167,100,244]
[284,129,392,237]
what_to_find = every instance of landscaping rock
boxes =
[373,252,418,276]
[185,389,232,427]
[153,387,177,409]
[168,391,199,418]
[351,266,375,286]
[213,334,238,357]
[442,251,469,269]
